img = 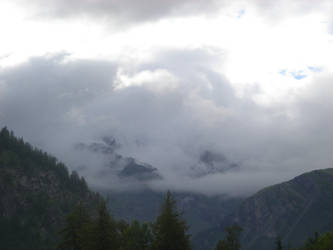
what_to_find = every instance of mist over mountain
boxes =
[75,137,162,182]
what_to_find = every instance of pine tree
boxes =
[151,191,191,250]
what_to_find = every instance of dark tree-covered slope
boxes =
[0,127,101,250]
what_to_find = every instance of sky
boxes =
[1,0,333,196]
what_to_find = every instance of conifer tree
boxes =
[151,191,191,250]
[89,200,120,250]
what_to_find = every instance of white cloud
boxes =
[114,69,179,93]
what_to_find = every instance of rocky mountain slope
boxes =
[194,168,333,250]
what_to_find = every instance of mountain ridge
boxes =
[194,168,333,250]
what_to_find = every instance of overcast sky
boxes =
[1,0,333,196]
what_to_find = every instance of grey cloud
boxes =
[12,0,332,27]
[15,0,221,25]
[0,54,117,152]
[1,51,333,196]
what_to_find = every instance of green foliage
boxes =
[215,224,242,250]
[151,191,192,250]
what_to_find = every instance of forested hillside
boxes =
[0,127,193,250]
[0,127,101,250]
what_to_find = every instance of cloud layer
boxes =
[1,0,333,196]
[1,51,333,196]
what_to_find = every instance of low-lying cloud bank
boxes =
[1,52,333,196]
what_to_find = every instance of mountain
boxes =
[190,150,240,178]
[118,158,162,181]
[76,138,241,180]
[194,168,333,250]
[75,138,162,181]
[0,127,101,250]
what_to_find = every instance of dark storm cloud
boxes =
[1,51,333,196]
